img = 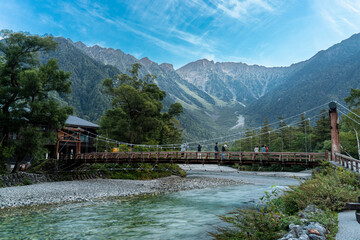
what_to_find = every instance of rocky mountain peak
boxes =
[159,63,174,71]
[139,57,156,68]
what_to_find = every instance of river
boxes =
[0,170,301,240]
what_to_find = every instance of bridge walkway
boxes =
[332,153,360,239]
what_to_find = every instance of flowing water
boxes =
[0,171,300,240]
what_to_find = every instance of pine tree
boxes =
[0,30,73,172]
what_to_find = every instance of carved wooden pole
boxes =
[329,102,340,161]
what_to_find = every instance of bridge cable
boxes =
[62,101,330,150]
[308,118,312,152]
[338,110,360,126]
[336,102,360,119]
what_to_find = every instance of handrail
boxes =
[61,151,328,166]
[335,152,360,173]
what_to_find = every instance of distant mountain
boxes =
[39,38,120,121]
[176,59,304,106]
[38,32,360,141]
[244,33,360,125]
[44,38,242,141]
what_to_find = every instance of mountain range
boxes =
[40,33,360,141]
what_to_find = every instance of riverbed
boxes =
[0,166,306,239]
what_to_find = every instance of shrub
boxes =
[282,166,360,214]
[89,163,186,180]
[211,187,297,240]
[22,178,32,185]
[212,165,353,240]
[238,164,310,172]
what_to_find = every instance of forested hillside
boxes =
[39,38,121,121]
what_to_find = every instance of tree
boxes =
[100,63,183,145]
[312,109,331,151]
[344,88,360,109]
[339,90,360,157]
[0,30,73,172]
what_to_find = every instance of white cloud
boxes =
[169,28,213,49]
[213,0,277,21]
[60,1,218,62]
[316,0,360,36]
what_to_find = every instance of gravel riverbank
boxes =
[0,176,243,209]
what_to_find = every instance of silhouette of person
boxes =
[214,142,219,159]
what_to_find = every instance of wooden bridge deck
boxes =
[63,151,329,166]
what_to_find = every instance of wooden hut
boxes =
[54,116,99,159]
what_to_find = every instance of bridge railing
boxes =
[335,153,360,173]
[63,151,328,166]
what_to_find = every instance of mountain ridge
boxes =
[38,32,360,141]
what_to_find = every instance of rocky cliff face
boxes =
[176,59,303,106]
[73,41,138,73]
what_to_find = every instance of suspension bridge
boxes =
[56,101,360,173]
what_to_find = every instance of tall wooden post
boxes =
[329,102,340,161]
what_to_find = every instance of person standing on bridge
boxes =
[261,145,266,152]
[254,146,259,152]
[197,144,202,159]
[221,144,227,160]
[181,143,186,159]
[214,142,219,159]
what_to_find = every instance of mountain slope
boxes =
[71,41,245,140]
[176,59,304,106]
[245,33,360,126]
[40,38,121,121]
[38,32,360,142]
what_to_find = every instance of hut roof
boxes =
[65,115,99,128]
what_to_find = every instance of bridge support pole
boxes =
[329,102,340,162]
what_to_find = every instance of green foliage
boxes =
[89,163,186,180]
[344,88,360,109]
[22,178,32,186]
[212,165,354,240]
[231,109,331,153]
[0,30,73,172]
[238,163,309,172]
[338,105,360,158]
[211,187,291,240]
[27,158,52,173]
[212,208,289,240]
[39,37,121,122]
[0,144,15,173]
[100,63,183,145]
[281,166,359,214]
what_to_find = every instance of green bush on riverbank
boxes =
[236,163,310,172]
[89,163,186,180]
[28,158,186,181]
[211,163,360,240]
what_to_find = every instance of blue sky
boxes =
[1,0,360,69]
